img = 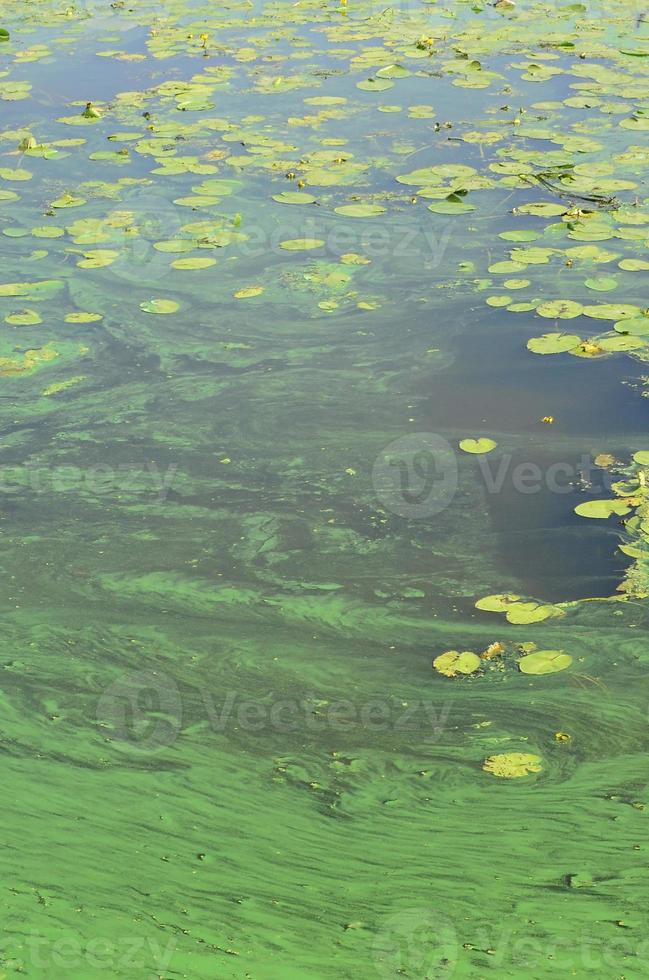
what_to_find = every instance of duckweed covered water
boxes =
[2,0,649,976]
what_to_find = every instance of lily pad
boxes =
[527,333,581,354]
[433,651,481,678]
[5,309,42,326]
[505,602,560,625]
[536,300,584,319]
[574,499,633,519]
[334,204,386,218]
[279,239,325,251]
[518,650,573,675]
[483,753,543,778]
[272,191,317,205]
[139,299,180,315]
[356,79,394,92]
[475,593,521,612]
[459,438,498,454]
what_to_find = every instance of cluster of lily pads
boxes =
[434,639,573,779]
[433,641,572,677]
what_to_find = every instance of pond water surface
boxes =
[2,1,649,978]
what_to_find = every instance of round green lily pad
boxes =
[574,499,633,518]
[505,602,560,625]
[459,438,497,454]
[475,593,521,612]
[584,276,617,292]
[279,239,325,251]
[527,333,581,354]
[272,191,317,205]
[536,300,584,319]
[334,204,386,218]
[140,299,180,314]
[518,650,572,675]
[5,308,42,325]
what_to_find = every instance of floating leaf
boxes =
[574,499,633,519]
[171,257,217,270]
[427,196,475,215]
[619,259,649,272]
[433,651,481,677]
[536,300,583,319]
[515,202,567,217]
[279,239,325,251]
[5,309,42,326]
[518,650,572,675]
[234,286,264,299]
[483,753,543,779]
[376,64,411,79]
[64,312,102,323]
[527,333,581,354]
[613,317,649,336]
[584,276,617,292]
[356,78,394,92]
[334,204,386,218]
[475,593,521,612]
[505,602,561,625]
[139,299,180,314]
[583,304,641,320]
[459,438,497,454]
[272,191,317,205]
[597,335,645,352]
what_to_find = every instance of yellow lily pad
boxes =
[483,752,543,778]
[140,299,180,314]
[459,438,497,454]
[279,238,325,251]
[433,651,481,677]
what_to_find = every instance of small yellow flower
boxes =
[542,416,554,424]
[554,732,571,742]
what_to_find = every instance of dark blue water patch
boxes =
[420,306,649,439]
[414,306,645,600]
[484,448,632,602]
